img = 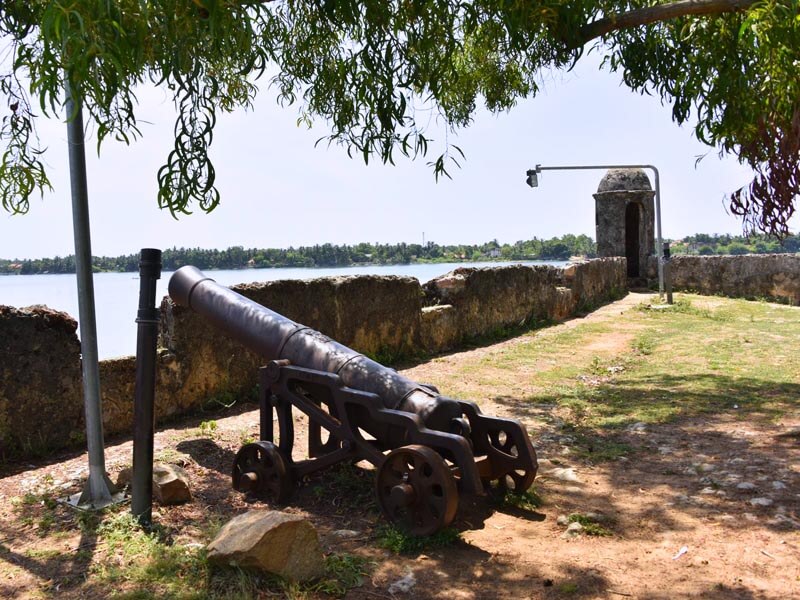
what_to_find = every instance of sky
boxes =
[0,54,781,261]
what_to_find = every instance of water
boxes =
[0,260,565,359]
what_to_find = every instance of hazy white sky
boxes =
[0,55,781,261]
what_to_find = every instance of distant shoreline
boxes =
[0,257,569,276]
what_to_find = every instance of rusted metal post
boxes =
[663,242,674,305]
[131,248,162,525]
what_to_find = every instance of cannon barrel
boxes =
[168,266,461,431]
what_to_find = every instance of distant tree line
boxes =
[670,233,800,256]
[0,235,596,275]
[4,232,797,275]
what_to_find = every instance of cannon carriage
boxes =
[169,266,538,535]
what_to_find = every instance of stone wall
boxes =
[0,259,627,459]
[651,254,800,304]
[0,306,83,457]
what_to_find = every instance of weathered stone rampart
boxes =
[668,254,800,304]
[0,306,84,456]
[646,254,800,304]
[0,259,626,459]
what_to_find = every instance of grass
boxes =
[429,294,800,432]
[567,514,613,537]
[376,524,462,554]
[4,292,798,598]
[492,488,544,511]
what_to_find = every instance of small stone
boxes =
[657,446,674,455]
[153,463,191,505]
[116,467,132,489]
[772,481,787,490]
[329,529,361,540]
[207,510,324,582]
[737,482,757,491]
[750,497,773,507]
[563,486,583,494]
[695,463,715,473]
[584,512,607,523]
[699,476,714,485]
[562,522,584,538]
[388,573,417,595]
[628,422,647,433]
[556,515,570,526]
[699,487,716,495]
[548,468,580,483]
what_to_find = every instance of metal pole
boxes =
[65,79,118,508]
[533,163,665,298]
[132,249,162,525]
[653,168,665,298]
[663,242,674,305]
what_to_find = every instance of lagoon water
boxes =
[0,260,565,359]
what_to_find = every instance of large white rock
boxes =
[207,510,325,582]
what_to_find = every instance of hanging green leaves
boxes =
[0,1,798,235]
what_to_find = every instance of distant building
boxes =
[488,248,501,258]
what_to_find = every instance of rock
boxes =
[153,463,191,505]
[116,467,133,489]
[562,522,583,538]
[329,529,361,540]
[750,497,773,507]
[699,487,716,495]
[583,512,611,523]
[772,481,787,490]
[736,482,757,491]
[657,446,674,455]
[556,515,570,526]
[548,468,580,483]
[627,422,647,433]
[207,510,324,582]
[388,572,417,595]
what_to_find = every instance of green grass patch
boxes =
[567,514,613,537]
[494,488,544,511]
[376,525,461,554]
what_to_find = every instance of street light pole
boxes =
[526,163,665,298]
[64,79,120,509]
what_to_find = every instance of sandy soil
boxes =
[1,294,798,599]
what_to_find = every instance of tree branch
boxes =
[578,0,759,45]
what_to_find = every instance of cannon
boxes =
[169,266,538,535]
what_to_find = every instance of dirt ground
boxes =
[1,294,798,599]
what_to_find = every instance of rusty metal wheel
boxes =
[496,469,536,494]
[376,445,459,536]
[232,441,294,504]
[484,429,536,494]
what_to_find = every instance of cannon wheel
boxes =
[495,469,536,494]
[484,429,536,494]
[376,445,458,536]
[232,441,294,504]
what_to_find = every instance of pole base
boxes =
[61,473,127,511]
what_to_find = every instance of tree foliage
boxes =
[0,234,596,274]
[0,1,798,234]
